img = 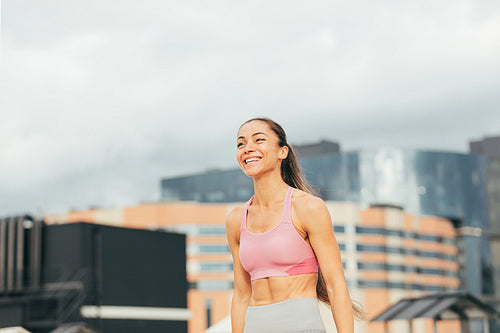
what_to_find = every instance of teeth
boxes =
[246,158,259,164]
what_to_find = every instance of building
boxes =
[0,217,188,333]
[470,135,500,233]
[470,135,500,234]
[293,139,340,158]
[470,136,500,159]
[45,203,233,333]
[470,135,500,330]
[45,200,461,333]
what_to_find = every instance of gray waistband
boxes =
[244,298,326,333]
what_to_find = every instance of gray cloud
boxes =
[1,0,499,216]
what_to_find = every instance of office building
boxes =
[470,135,500,329]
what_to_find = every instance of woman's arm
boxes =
[226,207,252,333]
[294,195,354,333]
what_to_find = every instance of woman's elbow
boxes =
[325,277,349,299]
[232,287,251,304]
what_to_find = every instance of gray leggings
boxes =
[244,298,326,333]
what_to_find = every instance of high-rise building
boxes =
[470,136,500,159]
[470,135,500,325]
[470,135,500,234]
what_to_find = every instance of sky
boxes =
[1,0,499,217]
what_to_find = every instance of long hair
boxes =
[241,117,365,320]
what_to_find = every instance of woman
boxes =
[226,117,362,333]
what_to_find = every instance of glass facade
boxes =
[301,149,489,223]
[161,169,253,203]
[487,159,500,232]
[470,137,500,329]
[301,149,492,295]
[488,159,500,312]
[161,149,493,296]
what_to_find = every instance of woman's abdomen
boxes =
[250,273,318,306]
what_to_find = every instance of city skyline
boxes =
[1,0,499,216]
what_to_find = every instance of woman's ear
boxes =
[279,146,289,160]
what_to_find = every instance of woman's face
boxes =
[236,120,288,178]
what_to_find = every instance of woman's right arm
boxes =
[226,207,252,333]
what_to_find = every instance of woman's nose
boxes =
[244,144,255,153]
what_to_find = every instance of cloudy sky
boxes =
[1,0,499,216]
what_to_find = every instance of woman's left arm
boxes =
[295,195,354,333]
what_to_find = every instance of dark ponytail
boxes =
[280,144,315,194]
[240,117,365,320]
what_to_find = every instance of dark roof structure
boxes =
[293,140,340,158]
[371,292,500,322]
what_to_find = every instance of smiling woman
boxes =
[226,117,364,333]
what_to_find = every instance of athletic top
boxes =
[239,187,319,281]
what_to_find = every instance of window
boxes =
[419,234,441,242]
[333,225,345,233]
[387,282,405,289]
[386,264,405,271]
[419,268,443,275]
[196,280,234,291]
[423,285,444,292]
[357,244,386,252]
[199,226,226,235]
[358,280,387,288]
[198,244,230,254]
[356,226,385,235]
[200,262,233,272]
[358,262,385,270]
[358,262,407,272]
[418,250,442,259]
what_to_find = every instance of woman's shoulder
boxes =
[291,188,331,228]
[291,188,327,212]
[225,204,245,232]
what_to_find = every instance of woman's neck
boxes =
[252,170,289,207]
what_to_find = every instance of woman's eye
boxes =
[237,142,244,148]
[256,138,265,142]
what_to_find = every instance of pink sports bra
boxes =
[239,187,319,281]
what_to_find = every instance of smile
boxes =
[245,157,261,164]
